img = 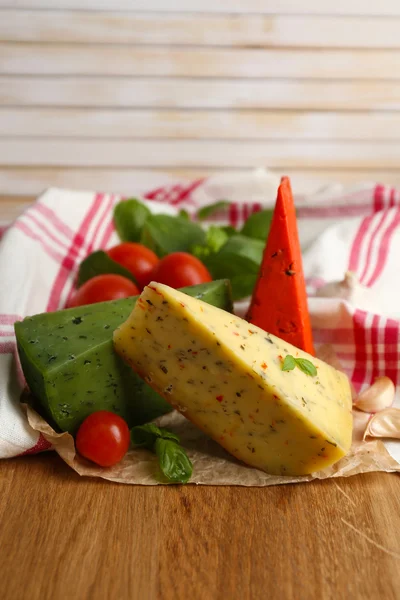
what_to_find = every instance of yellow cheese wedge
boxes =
[114,283,353,476]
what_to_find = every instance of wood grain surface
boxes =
[1,453,400,600]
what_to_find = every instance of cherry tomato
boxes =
[150,252,212,289]
[75,411,130,467]
[107,243,159,289]
[68,274,139,308]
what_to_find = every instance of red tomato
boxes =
[150,252,212,289]
[68,274,139,308]
[76,411,130,467]
[107,243,159,289]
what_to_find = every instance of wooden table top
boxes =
[1,196,400,600]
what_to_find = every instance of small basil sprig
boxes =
[154,438,193,484]
[131,424,193,484]
[282,355,317,377]
[113,198,151,242]
[191,226,230,262]
[140,214,206,257]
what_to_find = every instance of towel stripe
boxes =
[352,310,368,392]
[348,214,375,275]
[366,208,400,287]
[34,202,75,241]
[15,222,64,263]
[46,194,104,313]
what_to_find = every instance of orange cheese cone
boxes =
[246,176,315,355]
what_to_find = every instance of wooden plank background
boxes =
[1,1,400,197]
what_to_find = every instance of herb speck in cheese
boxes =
[325,439,338,447]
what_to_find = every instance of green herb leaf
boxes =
[155,438,193,484]
[140,214,206,257]
[281,355,317,377]
[294,358,318,377]
[205,235,264,300]
[241,209,274,241]
[220,225,237,237]
[282,355,296,372]
[130,423,179,450]
[197,201,230,221]
[76,250,137,288]
[113,198,151,242]
[191,226,229,261]
[131,424,192,483]
[204,226,229,253]
[178,209,190,220]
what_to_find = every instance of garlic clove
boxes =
[354,376,395,414]
[315,271,361,299]
[363,408,400,440]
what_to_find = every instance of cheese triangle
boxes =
[247,177,315,355]
[114,283,352,476]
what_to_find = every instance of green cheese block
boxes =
[15,280,233,434]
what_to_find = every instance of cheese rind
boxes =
[114,283,353,476]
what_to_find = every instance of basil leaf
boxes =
[77,250,137,288]
[131,423,180,449]
[191,226,229,261]
[113,198,151,242]
[204,226,229,253]
[197,201,230,221]
[241,209,274,241]
[220,225,237,237]
[131,424,159,449]
[282,355,318,377]
[294,358,318,377]
[282,355,296,372]
[140,214,206,257]
[226,273,261,302]
[205,235,264,300]
[179,209,190,220]
[155,438,193,484]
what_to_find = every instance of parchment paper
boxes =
[24,405,400,486]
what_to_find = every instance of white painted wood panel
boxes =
[2,11,400,48]
[2,108,400,141]
[2,1,400,17]
[2,139,400,169]
[3,77,400,111]
[1,4,400,198]
[3,44,400,80]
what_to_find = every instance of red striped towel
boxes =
[0,170,399,464]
